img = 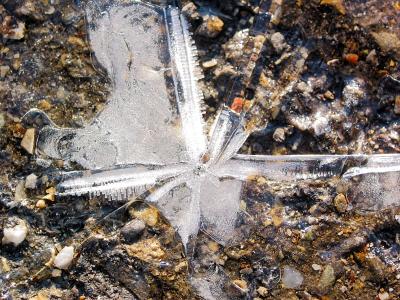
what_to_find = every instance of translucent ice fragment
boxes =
[31,1,209,169]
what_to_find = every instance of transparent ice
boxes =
[24,0,400,252]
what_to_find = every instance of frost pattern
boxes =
[24,0,400,251]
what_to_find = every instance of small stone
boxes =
[15,180,27,202]
[121,219,146,243]
[395,215,400,224]
[312,263,322,271]
[25,173,38,189]
[21,128,36,154]
[323,90,335,100]
[52,268,62,277]
[344,53,359,65]
[202,59,218,69]
[0,66,10,78]
[257,286,268,297]
[334,193,348,213]
[53,246,74,270]
[377,291,390,300]
[318,264,336,291]
[273,127,285,142]
[395,96,400,115]
[320,0,346,15]
[197,16,224,38]
[43,187,56,202]
[0,257,11,273]
[366,49,378,65]
[282,266,303,289]
[270,32,287,54]
[232,279,248,293]
[2,222,28,246]
[36,199,47,209]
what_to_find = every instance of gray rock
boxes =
[270,32,287,54]
[121,219,146,243]
[282,266,303,289]
[25,173,38,189]
[318,264,335,291]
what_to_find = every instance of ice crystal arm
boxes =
[57,163,190,201]
[215,153,400,181]
[206,107,249,165]
[165,8,208,162]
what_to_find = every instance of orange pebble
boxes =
[231,97,244,113]
[344,53,359,65]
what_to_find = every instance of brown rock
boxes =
[21,128,36,154]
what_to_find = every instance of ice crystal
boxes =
[23,0,400,251]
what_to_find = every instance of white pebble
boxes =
[2,224,28,246]
[312,263,322,271]
[54,246,74,270]
[282,266,303,289]
[25,173,38,189]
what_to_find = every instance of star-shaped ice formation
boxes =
[23,0,400,248]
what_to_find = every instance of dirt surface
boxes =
[1,0,400,299]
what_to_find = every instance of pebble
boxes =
[21,128,36,154]
[15,180,27,202]
[257,286,268,297]
[273,127,286,142]
[0,66,10,78]
[282,266,303,289]
[25,173,38,189]
[395,215,400,225]
[53,246,74,270]
[36,199,47,209]
[318,264,336,291]
[334,193,348,213]
[344,53,359,65]
[377,291,390,300]
[0,257,11,273]
[2,222,28,246]
[232,279,248,293]
[121,219,146,243]
[202,59,218,69]
[395,95,400,115]
[270,32,287,54]
[312,263,322,271]
[323,90,335,100]
[197,15,224,38]
[366,49,378,65]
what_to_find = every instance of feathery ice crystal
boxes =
[23,0,400,249]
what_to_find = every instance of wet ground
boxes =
[1,0,400,299]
